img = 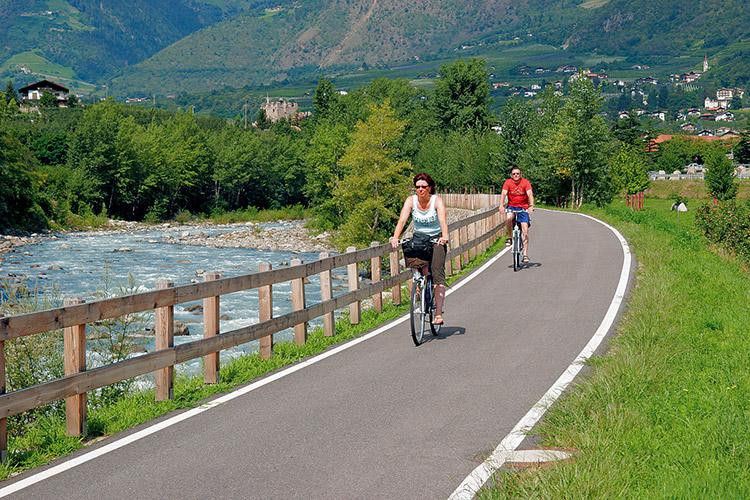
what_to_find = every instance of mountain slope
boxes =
[110,0,565,94]
[0,0,277,84]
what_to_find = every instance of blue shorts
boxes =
[507,206,531,224]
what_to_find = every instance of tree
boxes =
[610,144,650,196]
[0,130,46,230]
[67,93,79,108]
[432,58,491,131]
[39,91,58,109]
[304,123,350,228]
[5,80,17,105]
[704,149,738,201]
[313,78,338,119]
[730,95,743,110]
[734,129,750,164]
[612,111,645,146]
[331,103,411,247]
[497,97,537,170]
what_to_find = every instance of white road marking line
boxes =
[448,210,632,500]
[0,238,511,497]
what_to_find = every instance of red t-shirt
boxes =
[502,178,532,209]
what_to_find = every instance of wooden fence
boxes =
[0,197,504,460]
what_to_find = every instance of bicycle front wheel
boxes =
[512,230,520,272]
[410,281,427,346]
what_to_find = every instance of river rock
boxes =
[48,264,63,271]
[219,314,231,321]
[129,345,148,354]
[113,247,133,253]
[174,320,190,336]
[184,304,203,313]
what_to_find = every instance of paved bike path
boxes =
[3,210,629,499]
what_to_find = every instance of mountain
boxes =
[3,0,750,95]
[110,0,570,94]
[110,0,750,95]
[0,0,277,86]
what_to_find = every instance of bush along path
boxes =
[0,234,507,481]
[482,199,750,498]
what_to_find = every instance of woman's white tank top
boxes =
[412,195,440,236]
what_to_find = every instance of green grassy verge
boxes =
[0,229,505,480]
[481,198,750,497]
[646,179,750,200]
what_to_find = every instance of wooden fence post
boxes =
[155,279,174,401]
[0,315,6,462]
[460,225,469,264]
[389,248,401,306]
[319,252,335,337]
[63,297,87,436]
[203,272,221,384]
[346,246,360,324]
[290,258,307,345]
[450,230,461,272]
[468,220,477,260]
[370,242,382,313]
[259,262,273,359]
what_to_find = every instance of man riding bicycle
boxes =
[500,167,535,264]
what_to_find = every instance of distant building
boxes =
[17,79,70,107]
[260,97,300,123]
[704,97,720,110]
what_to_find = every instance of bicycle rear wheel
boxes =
[427,276,441,336]
[512,228,520,272]
[410,281,427,346]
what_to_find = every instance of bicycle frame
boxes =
[506,208,528,272]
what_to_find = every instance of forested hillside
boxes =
[0,0,283,85]
[3,0,750,94]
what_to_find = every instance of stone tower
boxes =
[703,54,709,73]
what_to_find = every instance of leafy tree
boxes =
[611,111,645,146]
[533,78,614,207]
[734,129,750,164]
[730,95,743,110]
[67,93,79,108]
[432,58,491,131]
[304,123,350,228]
[66,100,126,214]
[497,97,537,170]
[331,103,411,247]
[39,91,58,109]
[610,143,650,196]
[0,130,46,230]
[705,149,738,201]
[255,108,271,129]
[313,78,338,119]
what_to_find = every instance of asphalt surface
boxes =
[5,209,628,499]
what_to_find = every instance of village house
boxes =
[556,65,577,73]
[682,71,703,83]
[704,97,720,110]
[17,79,70,107]
[715,111,734,122]
[680,123,696,132]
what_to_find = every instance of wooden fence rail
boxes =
[0,199,504,459]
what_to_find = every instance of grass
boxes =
[646,179,750,200]
[203,205,308,224]
[0,226,506,480]
[0,51,76,80]
[480,197,750,497]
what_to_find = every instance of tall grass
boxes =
[482,199,750,497]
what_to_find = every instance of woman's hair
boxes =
[413,172,436,194]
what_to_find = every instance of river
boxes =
[0,221,350,378]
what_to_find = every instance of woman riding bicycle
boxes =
[390,173,449,325]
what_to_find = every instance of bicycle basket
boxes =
[401,232,434,261]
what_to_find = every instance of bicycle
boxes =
[401,237,442,346]
[506,208,528,272]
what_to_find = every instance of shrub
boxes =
[695,199,750,262]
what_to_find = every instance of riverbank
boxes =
[1,207,478,256]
